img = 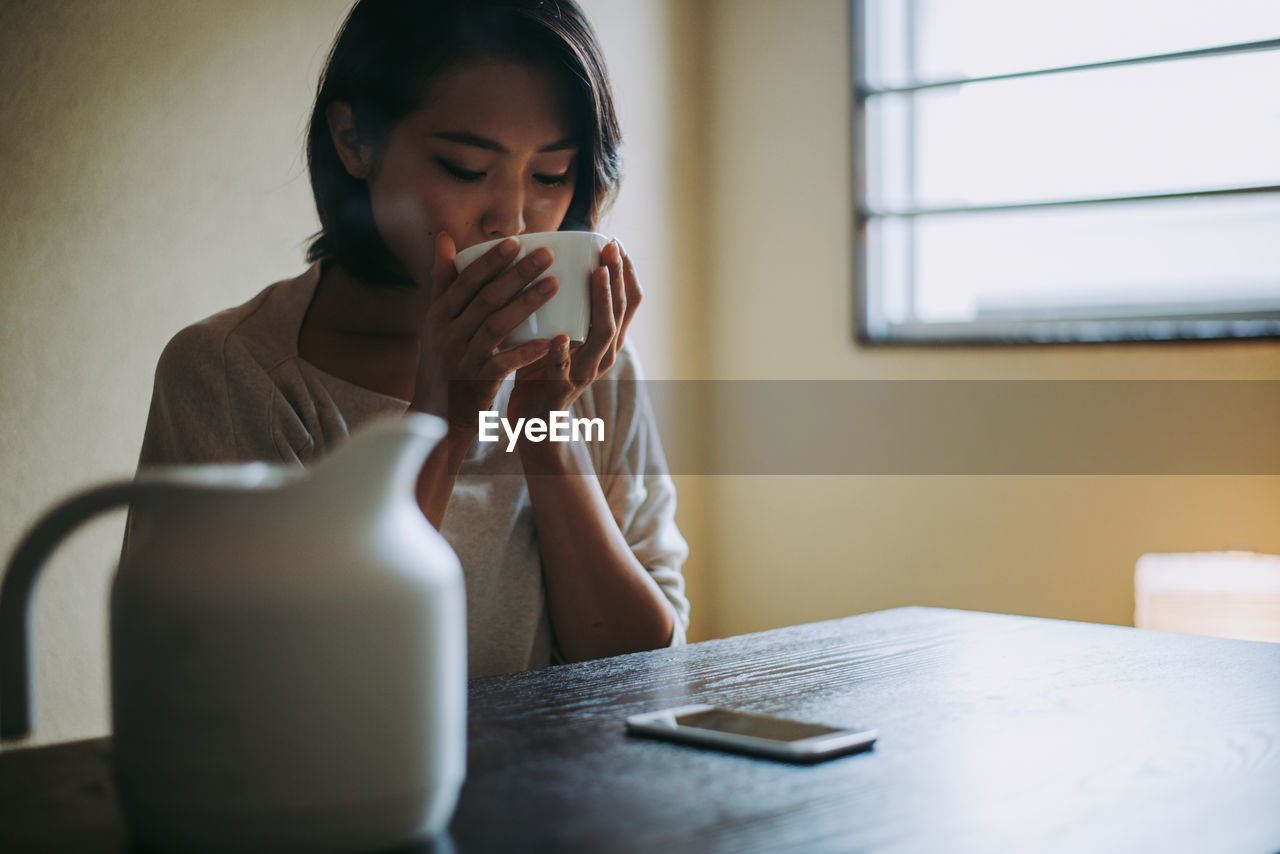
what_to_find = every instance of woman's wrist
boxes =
[506,389,575,425]
[407,383,447,420]
[415,421,479,528]
[516,430,589,476]
[442,420,478,465]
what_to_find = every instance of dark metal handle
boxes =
[0,482,142,740]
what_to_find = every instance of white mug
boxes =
[454,231,610,347]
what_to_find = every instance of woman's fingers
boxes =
[453,248,553,345]
[429,232,459,305]
[601,241,627,373]
[432,238,521,321]
[574,264,615,379]
[616,246,642,351]
[436,237,641,408]
[604,241,626,334]
[549,335,573,375]
[505,240,643,419]
[462,277,559,370]
[484,337,555,378]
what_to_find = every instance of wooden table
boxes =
[3,607,1279,853]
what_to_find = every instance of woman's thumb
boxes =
[430,231,457,301]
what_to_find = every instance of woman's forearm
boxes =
[413,423,474,529]
[517,436,676,662]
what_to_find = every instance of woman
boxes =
[135,0,689,676]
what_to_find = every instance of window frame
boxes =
[851,0,1280,345]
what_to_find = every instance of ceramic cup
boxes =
[453,231,610,347]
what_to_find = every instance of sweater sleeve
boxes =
[587,343,691,646]
[137,321,304,467]
[138,324,243,466]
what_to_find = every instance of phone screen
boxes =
[674,708,846,742]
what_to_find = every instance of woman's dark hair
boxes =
[305,0,622,285]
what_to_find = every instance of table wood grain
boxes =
[3,607,1279,853]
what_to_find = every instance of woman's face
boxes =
[360,59,580,285]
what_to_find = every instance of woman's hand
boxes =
[507,239,641,421]
[412,232,561,432]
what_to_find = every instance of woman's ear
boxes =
[326,101,372,179]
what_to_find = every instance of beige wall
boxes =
[698,0,1280,638]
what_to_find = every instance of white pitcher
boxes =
[0,413,466,853]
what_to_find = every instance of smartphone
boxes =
[625,704,877,763]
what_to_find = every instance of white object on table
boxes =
[1135,551,1280,643]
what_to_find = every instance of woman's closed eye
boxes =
[436,158,484,183]
[534,170,571,187]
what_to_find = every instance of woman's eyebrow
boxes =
[430,131,578,153]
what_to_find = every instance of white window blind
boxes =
[854,0,1280,343]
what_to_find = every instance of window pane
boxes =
[872,195,1280,324]
[869,50,1280,209]
[864,0,1280,88]
[864,93,912,212]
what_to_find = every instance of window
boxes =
[853,0,1280,343]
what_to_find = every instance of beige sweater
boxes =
[136,262,689,677]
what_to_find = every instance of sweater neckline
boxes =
[283,261,413,407]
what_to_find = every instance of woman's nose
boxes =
[481,181,526,239]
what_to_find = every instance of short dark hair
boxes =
[305,0,623,285]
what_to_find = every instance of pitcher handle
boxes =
[0,481,146,740]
